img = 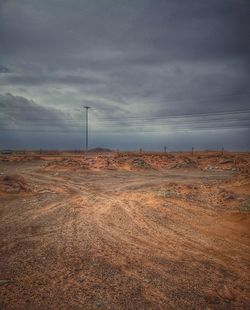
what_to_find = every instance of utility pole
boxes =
[84,106,90,151]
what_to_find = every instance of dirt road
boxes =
[0,155,249,309]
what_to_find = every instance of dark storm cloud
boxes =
[0,65,10,73]
[0,0,249,149]
[0,93,70,129]
[1,0,249,66]
[0,73,104,86]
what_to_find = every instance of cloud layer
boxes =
[0,0,249,150]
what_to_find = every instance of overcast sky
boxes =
[0,0,250,150]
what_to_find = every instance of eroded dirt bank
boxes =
[0,152,249,309]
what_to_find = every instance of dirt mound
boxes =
[170,156,198,169]
[107,155,152,170]
[43,154,153,171]
[193,152,250,173]
[0,155,41,162]
[43,158,88,171]
[40,152,250,173]
[131,157,151,169]
[0,175,31,194]
[132,154,173,170]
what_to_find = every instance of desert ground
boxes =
[0,151,249,309]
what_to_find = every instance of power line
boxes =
[1,118,249,131]
[0,107,249,136]
[0,126,249,133]
[1,108,250,122]
[1,116,249,129]
[1,117,249,128]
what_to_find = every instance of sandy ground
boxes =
[0,152,249,309]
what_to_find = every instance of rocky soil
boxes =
[0,152,249,309]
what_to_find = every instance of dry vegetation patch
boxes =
[0,175,31,194]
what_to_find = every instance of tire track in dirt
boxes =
[1,159,249,309]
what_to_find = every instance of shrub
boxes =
[157,190,177,198]
[240,199,250,211]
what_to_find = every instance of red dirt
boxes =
[0,151,249,309]
[35,151,250,173]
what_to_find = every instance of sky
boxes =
[0,0,250,151]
